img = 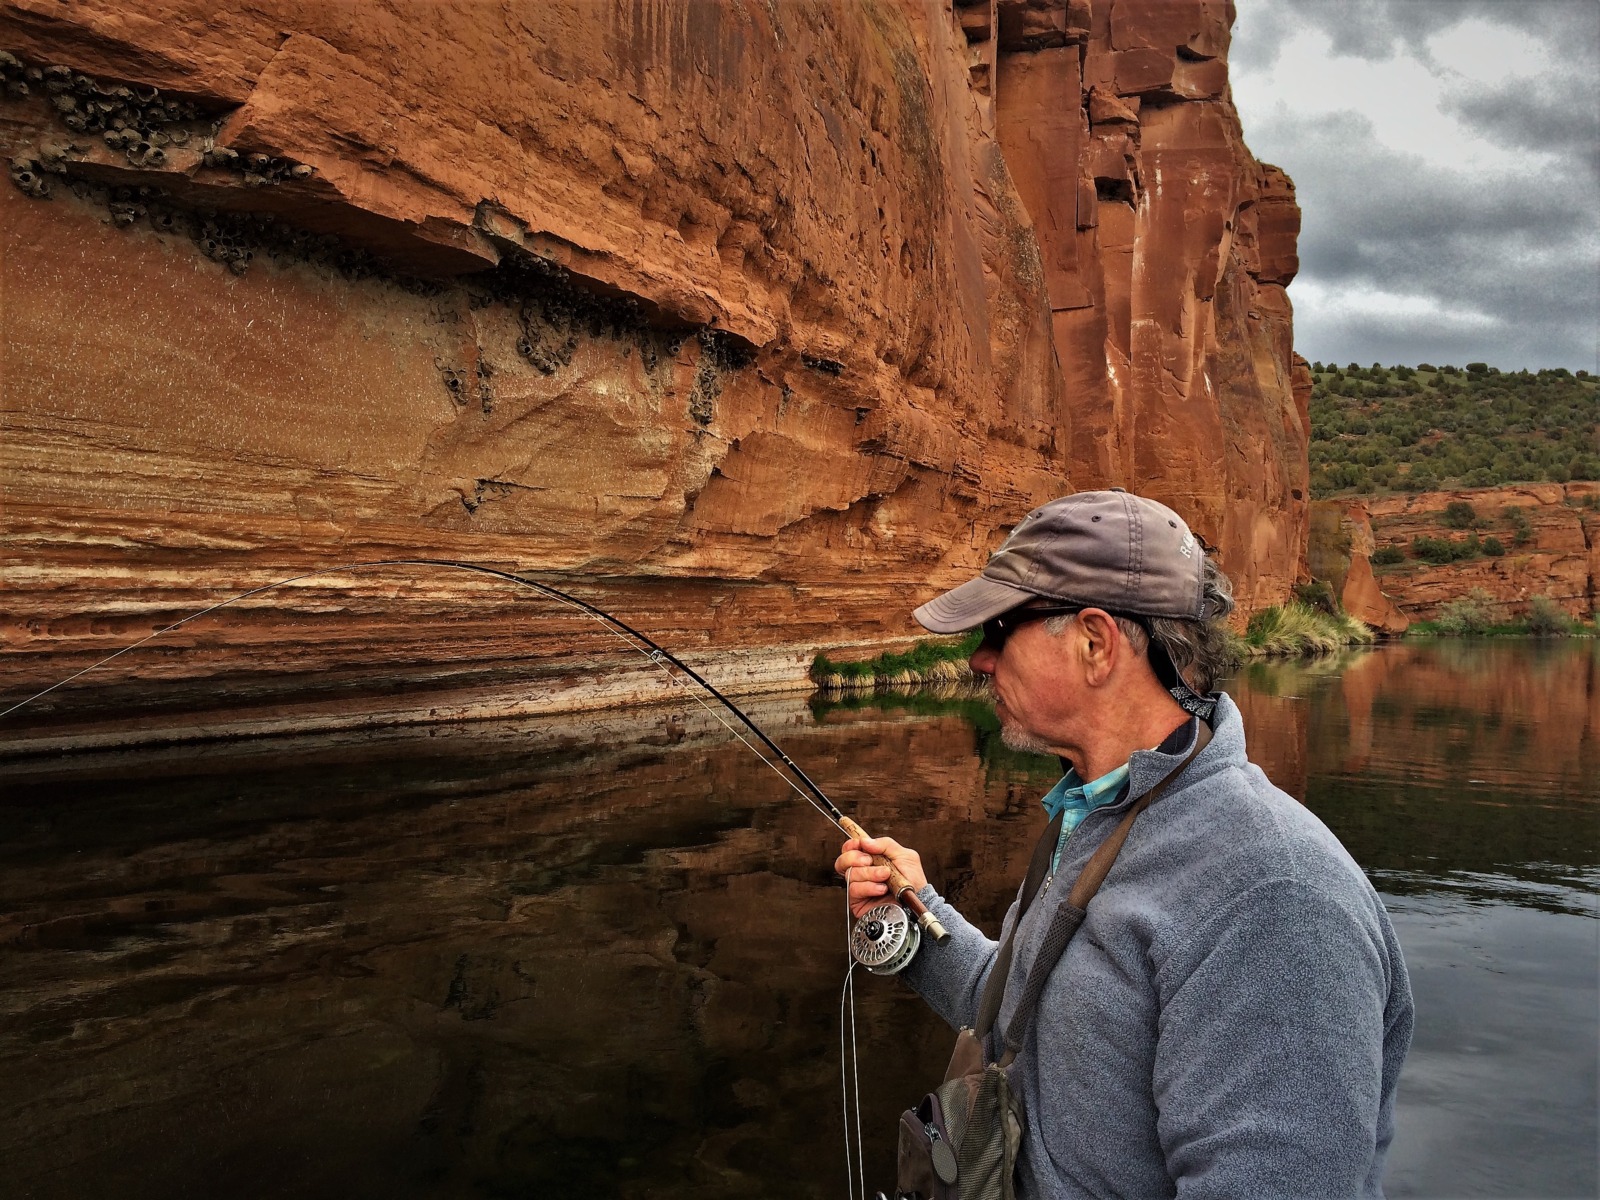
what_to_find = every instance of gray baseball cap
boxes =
[913,490,1208,633]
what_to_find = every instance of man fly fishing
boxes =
[835,490,1414,1199]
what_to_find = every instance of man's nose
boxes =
[969,644,998,676]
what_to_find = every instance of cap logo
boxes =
[1178,532,1196,559]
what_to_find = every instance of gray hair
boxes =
[1043,557,1237,693]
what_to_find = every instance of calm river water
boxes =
[0,640,1595,1199]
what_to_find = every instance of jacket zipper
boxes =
[1043,779,1144,893]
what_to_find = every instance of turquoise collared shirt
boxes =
[1041,762,1131,873]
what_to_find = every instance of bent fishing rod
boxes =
[1,557,948,957]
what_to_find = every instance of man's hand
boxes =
[834,836,928,919]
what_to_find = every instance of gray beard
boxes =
[999,718,1055,756]
[980,681,1057,756]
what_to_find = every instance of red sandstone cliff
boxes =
[0,1,1303,732]
[975,1,1308,614]
[1315,484,1599,624]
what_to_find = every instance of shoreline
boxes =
[7,623,1592,759]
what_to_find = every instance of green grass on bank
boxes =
[811,632,983,688]
[1308,361,1598,497]
[1234,603,1376,658]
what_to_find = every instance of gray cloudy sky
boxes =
[1230,0,1599,372]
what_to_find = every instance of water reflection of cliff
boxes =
[1230,641,1599,910]
[2,644,1595,1197]
[0,699,1047,1199]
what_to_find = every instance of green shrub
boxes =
[1433,589,1497,635]
[1502,506,1534,546]
[1293,580,1338,614]
[1525,595,1572,636]
[1482,536,1506,556]
[1412,535,1447,562]
[1371,544,1406,566]
[1442,500,1477,528]
[1466,362,1489,375]
[1412,534,1478,564]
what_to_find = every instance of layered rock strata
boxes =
[0,1,1304,731]
[1314,484,1599,623]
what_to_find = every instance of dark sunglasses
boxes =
[980,604,1083,648]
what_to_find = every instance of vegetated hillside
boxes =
[1309,362,1599,498]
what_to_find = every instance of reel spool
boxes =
[849,901,922,976]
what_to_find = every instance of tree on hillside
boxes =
[1308,362,1597,498]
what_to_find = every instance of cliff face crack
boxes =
[459,477,548,515]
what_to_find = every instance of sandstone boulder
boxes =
[1308,500,1409,634]
[1341,554,1411,635]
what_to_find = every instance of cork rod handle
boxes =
[839,816,950,943]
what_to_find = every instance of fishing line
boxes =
[841,886,867,1200]
[0,558,850,836]
[5,556,916,1198]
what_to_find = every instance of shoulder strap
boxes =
[971,807,1063,1041]
[976,722,1213,1054]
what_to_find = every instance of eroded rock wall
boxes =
[1316,484,1599,623]
[970,0,1308,614]
[0,0,1303,727]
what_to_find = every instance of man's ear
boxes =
[1076,609,1121,686]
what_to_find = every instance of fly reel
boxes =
[850,901,922,975]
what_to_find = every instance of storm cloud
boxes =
[1230,0,1599,371]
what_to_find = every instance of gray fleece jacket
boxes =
[902,694,1413,1199]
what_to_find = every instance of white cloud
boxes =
[1228,0,1599,370]
[1425,18,1553,82]
[1231,23,1548,174]
[1290,279,1498,329]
